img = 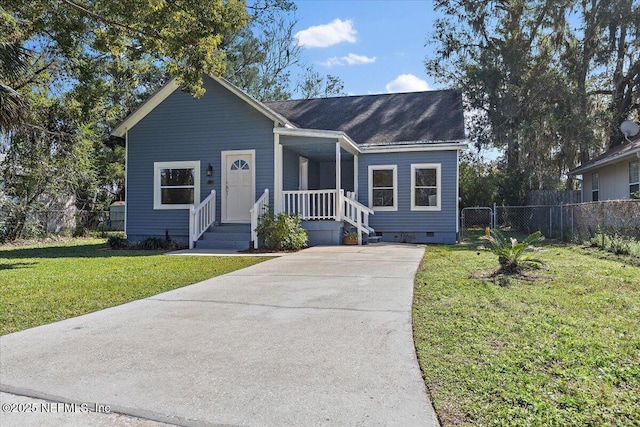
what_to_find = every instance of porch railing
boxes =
[250,188,269,249]
[282,189,339,220]
[343,193,374,245]
[189,190,216,249]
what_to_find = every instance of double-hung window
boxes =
[368,165,397,211]
[154,161,200,209]
[630,160,639,198]
[592,172,599,201]
[411,164,441,211]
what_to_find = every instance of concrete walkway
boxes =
[1,244,439,427]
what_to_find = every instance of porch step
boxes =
[196,224,251,250]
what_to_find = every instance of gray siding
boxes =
[319,160,355,192]
[126,76,275,242]
[308,159,321,189]
[358,150,459,243]
[282,148,299,191]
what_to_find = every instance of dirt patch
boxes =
[470,268,549,285]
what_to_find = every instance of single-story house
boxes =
[111,74,466,249]
[569,132,640,202]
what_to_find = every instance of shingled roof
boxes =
[265,89,465,145]
[569,134,640,175]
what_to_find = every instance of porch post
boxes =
[335,142,342,190]
[353,153,359,199]
[335,142,342,221]
[274,127,283,214]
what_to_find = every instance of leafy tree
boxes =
[1,93,93,240]
[458,151,499,208]
[221,0,345,101]
[427,0,640,201]
[296,66,346,99]
[223,0,299,101]
[0,11,30,132]
[4,0,248,96]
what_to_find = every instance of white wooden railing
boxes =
[343,192,374,245]
[282,189,340,220]
[250,188,269,249]
[189,190,216,249]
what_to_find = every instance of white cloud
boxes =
[342,53,376,65]
[320,57,342,67]
[320,53,376,67]
[295,19,357,48]
[385,74,431,93]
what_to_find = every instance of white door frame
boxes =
[221,149,256,223]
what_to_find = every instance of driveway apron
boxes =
[1,244,439,427]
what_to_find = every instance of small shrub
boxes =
[256,211,308,251]
[590,232,640,257]
[479,229,544,275]
[129,237,185,251]
[107,234,129,250]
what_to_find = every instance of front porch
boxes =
[269,128,373,247]
[189,128,375,249]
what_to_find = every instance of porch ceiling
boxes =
[280,138,354,162]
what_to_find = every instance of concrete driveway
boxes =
[0,244,439,427]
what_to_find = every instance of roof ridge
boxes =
[265,88,461,104]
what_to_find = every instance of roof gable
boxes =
[265,90,465,145]
[111,75,293,137]
[569,135,640,175]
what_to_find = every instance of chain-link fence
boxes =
[461,200,640,243]
[562,200,640,243]
[495,205,563,238]
[460,207,493,241]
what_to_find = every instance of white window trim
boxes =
[368,165,398,212]
[411,163,441,211]
[153,161,200,210]
[629,160,639,196]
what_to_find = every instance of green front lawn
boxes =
[0,239,270,335]
[413,243,640,426]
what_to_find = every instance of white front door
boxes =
[222,150,255,223]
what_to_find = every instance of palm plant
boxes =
[480,229,544,274]
[0,41,30,132]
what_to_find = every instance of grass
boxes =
[413,242,640,426]
[0,238,271,335]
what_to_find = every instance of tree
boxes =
[5,0,248,96]
[1,1,249,239]
[222,0,299,101]
[458,151,499,208]
[0,11,30,132]
[221,0,345,101]
[427,0,640,201]
[296,66,346,99]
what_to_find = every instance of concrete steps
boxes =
[196,224,251,250]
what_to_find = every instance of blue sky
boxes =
[292,0,442,96]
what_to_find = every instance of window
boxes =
[592,172,599,201]
[411,164,441,211]
[368,165,397,211]
[154,161,200,209]
[630,161,639,198]
[231,159,249,170]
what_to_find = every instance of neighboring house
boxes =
[569,134,640,202]
[111,74,466,249]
